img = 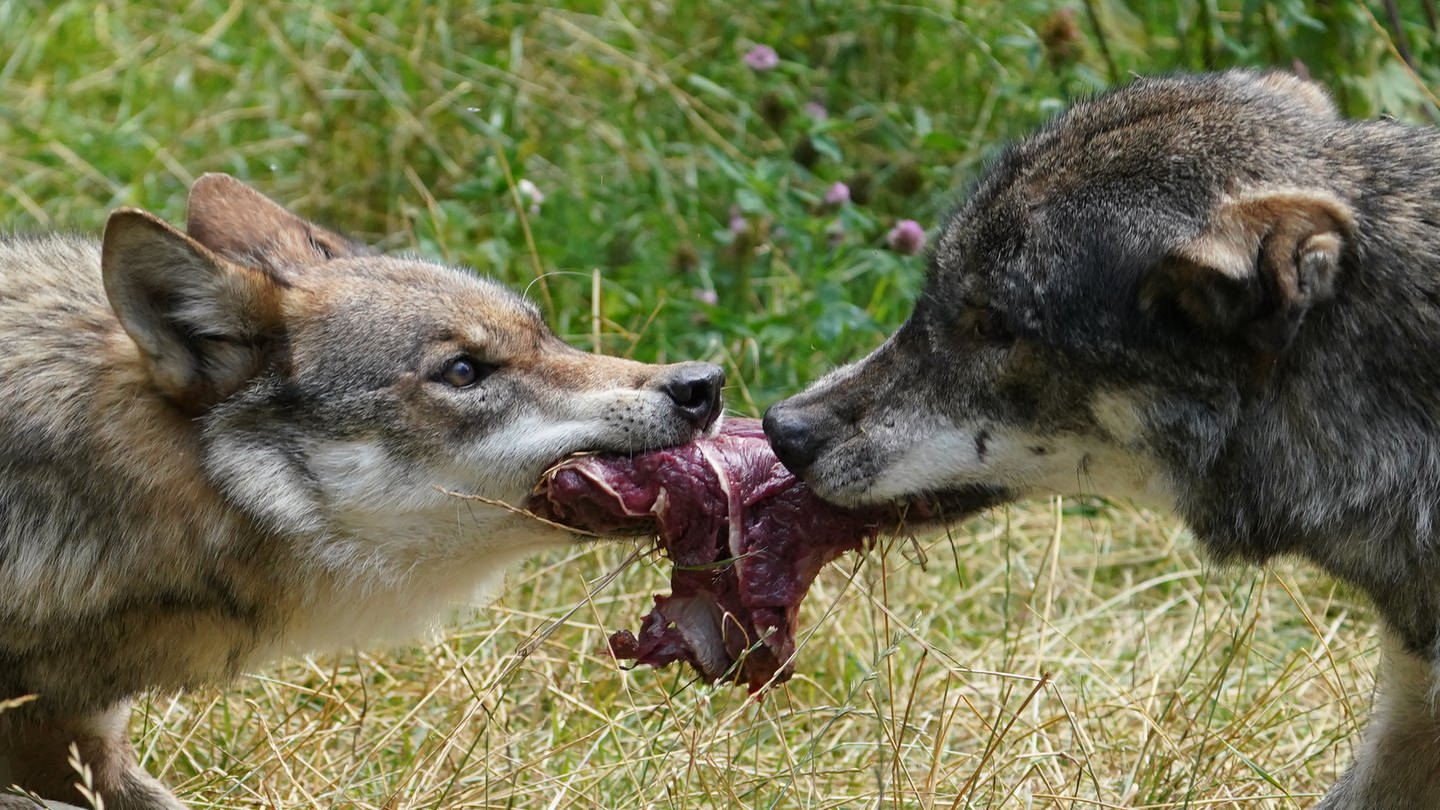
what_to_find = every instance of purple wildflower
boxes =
[823,181,850,207]
[743,45,780,71]
[886,220,926,255]
[803,101,828,121]
[695,288,719,306]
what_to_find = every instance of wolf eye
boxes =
[965,308,1012,344]
[439,356,491,388]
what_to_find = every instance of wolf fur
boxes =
[0,174,725,808]
[764,70,1440,808]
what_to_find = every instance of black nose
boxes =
[660,362,725,430]
[762,401,821,475]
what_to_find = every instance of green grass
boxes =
[2,1,1436,807]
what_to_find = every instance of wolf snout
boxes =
[658,362,726,430]
[762,401,824,476]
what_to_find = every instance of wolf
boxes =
[763,70,1440,808]
[0,174,724,809]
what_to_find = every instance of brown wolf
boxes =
[764,70,1440,808]
[0,174,724,808]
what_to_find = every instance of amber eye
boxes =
[439,356,490,388]
[963,307,1011,344]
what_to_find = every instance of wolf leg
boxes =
[1317,638,1440,809]
[0,702,186,810]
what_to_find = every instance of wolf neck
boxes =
[1192,383,1440,658]
[1180,127,1440,658]
[275,507,571,656]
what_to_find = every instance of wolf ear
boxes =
[102,208,285,413]
[1253,71,1339,118]
[186,173,367,268]
[1141,189,1353,356]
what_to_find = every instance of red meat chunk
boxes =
[528,418,950,692]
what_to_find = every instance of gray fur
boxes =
[764,70,1440,807]
[0,175,724,808]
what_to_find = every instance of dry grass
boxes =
[132,502,1374,808]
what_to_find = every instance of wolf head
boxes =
[101,175,724,591]
[764,71,1364,522]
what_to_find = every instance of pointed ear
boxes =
[1253,71,1339,118]
[102,208,285,413]
[1141,189,1354,356]
[186,173,368,268]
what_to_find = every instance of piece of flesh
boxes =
[529,418,910,692]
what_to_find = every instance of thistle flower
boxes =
[791,135,820,169]
[743,45,779,71]
[1038,8,1084,71]
[758,91,789,129]
[886,219,926,255]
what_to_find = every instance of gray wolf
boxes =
[0,174,724,809]
[763,70,1440,808]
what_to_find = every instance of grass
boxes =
[129,508,1374,808]
[1,1,1436,807]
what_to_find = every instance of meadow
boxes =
[1,1,1437,807]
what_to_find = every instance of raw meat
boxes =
[528,418,993,692]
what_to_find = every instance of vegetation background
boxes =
[1,1,1437,807]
